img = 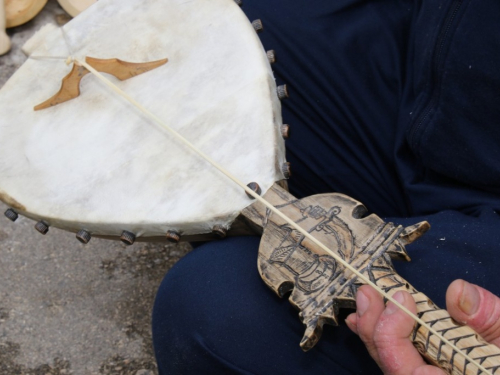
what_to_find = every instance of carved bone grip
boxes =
[242,183,500,375]
[382,277,500,375]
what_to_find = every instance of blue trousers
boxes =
[153,0,500,373]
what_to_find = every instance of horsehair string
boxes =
[27,27,73,62]
[72,57,491,375]
[29,56,69,61]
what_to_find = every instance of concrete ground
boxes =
[0,2,191,374]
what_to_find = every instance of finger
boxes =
[446,279,500,346]
[345,313,358,335]
[371,291,437,375]
[355,285,386,365]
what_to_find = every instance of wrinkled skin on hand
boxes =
[345,280,500,375]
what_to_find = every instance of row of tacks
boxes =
[3,208,231,245]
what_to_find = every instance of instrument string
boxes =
[60,27,74,57]
[28,27,74,63]
[75,57,492,375]
[29,56,69,61]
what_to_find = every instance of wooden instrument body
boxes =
[243,183,500,374]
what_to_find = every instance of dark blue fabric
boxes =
[153,0,500,373]
[153,237,378,374]
[247,0,415,217]
[397,0,500,214]
[404,1,500,196]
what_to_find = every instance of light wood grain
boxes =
[5,0,47,28]
[57,0,96,17]
[0,0,10,55]
[242,183,500,374]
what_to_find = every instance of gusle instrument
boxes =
[0,0,497,373]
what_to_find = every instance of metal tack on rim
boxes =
[4,208,18,222]
[252,19,263,33]
[277,84,289,100]
[281,124,290,139]
[120,230,136,245]
[246,182,262,199]
[267,50,276,64]
[76,230,91,244]
[166,230,181,243]
[282,162,292,179]
[35,221,49,235]
[212,225,228,239]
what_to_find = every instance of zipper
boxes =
[408,0,464,149]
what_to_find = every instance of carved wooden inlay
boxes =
[242,183,500,374]
[34,57,168,110]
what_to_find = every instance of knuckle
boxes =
[373,322,398,350]
[477,310,500,343]
[470,289,500,342]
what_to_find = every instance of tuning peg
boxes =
[4,208,18,222]
[399,221,430,245]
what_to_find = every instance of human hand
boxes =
[345,280,500,375]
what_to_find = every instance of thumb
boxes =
[446,279,500,347]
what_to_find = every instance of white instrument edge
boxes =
[0,0,287,240]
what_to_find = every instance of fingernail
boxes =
[459,281,480,316]
[384,291,405,315]
[357,290,369,317]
